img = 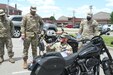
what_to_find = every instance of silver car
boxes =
[8,15,22,38]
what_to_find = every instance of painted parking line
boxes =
[12,70,31,74]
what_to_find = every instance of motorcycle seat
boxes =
[43,52,78,66]
[64,53,78,66]
[43,52,63,58]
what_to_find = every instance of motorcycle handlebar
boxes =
[77,39,90,43]
[100,29,110,36]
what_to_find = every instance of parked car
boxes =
[43,23,58,32]
[98,24,103,31]
[8,15,23,38]
[73,24,80,28]
[102,24,113,31]
[65,24,73,28]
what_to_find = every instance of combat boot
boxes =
[9,57,15,63]
[23,60,28,69]
[0,56,4,63]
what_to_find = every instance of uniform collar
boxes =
[29,13,37,17]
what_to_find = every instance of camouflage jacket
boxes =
[0,19,14,38]
[21,13,44,37]
[47,42,73,53]
[79,19,99,39]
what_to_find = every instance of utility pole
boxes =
[89,5,93,13]
[7,0,9,16]
[73,10,75,25]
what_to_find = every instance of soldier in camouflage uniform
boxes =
[46,33,73,55]
[77,12,99,49]
[0,9,15,63]
[21,6,43,69]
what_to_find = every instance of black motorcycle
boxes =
[28,29,113,75]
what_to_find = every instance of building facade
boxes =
[0,3,22,16]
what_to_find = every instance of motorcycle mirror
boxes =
[100,28,110,35]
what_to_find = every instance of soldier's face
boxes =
[60,38,68,43]
[87,16,92,21]
[30,10,36,16]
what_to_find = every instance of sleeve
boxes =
[49,43,56,50]
[67,45,72,51]
[10,20,14,37]
[79,20,84,35]
[38,16,44,32]
[21,15,27,34]
[66,45,73,54]
[93,20,100,35]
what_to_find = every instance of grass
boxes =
[69,33,113,47]
[102,35,113,47]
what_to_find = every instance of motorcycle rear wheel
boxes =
[104,69,112,75]
[60,65,81,75]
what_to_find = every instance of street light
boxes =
[89,5,93,13]
[7,0,9,16]
[73,10,75,25]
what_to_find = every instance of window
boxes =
[108,25,111,27]
[12,17,22,21]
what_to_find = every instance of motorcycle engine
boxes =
[86,57,99,69]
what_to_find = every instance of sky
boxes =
[0,0,113,19]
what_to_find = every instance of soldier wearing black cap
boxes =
[77,12,99,49]
[46,33,73,55]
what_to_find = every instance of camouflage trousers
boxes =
[23,36,38,59]
[0,37,14,57]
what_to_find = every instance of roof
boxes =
[56,20,69,23]
[93,12,110,20]
[58,16,68,20]
[71,18,83,22]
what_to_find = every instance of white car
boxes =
[102,24,113,31]
[8,15,23,38]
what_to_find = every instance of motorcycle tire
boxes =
[30,71,36,75]
[60,69,68,75]
[94,65,100,75]
[102,57,113,75]
[104,69,112,75]
[104,64,113,75]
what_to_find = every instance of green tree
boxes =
[110,12,113,24]
[50,16,56,21]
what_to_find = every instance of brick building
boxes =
[0,3,22,16]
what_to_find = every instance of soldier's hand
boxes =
[21,34,25,40]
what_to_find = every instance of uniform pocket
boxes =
[26,32,35,38]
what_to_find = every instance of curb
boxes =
[107,46,113,50]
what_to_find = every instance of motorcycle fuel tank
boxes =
[78,43,100,58]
